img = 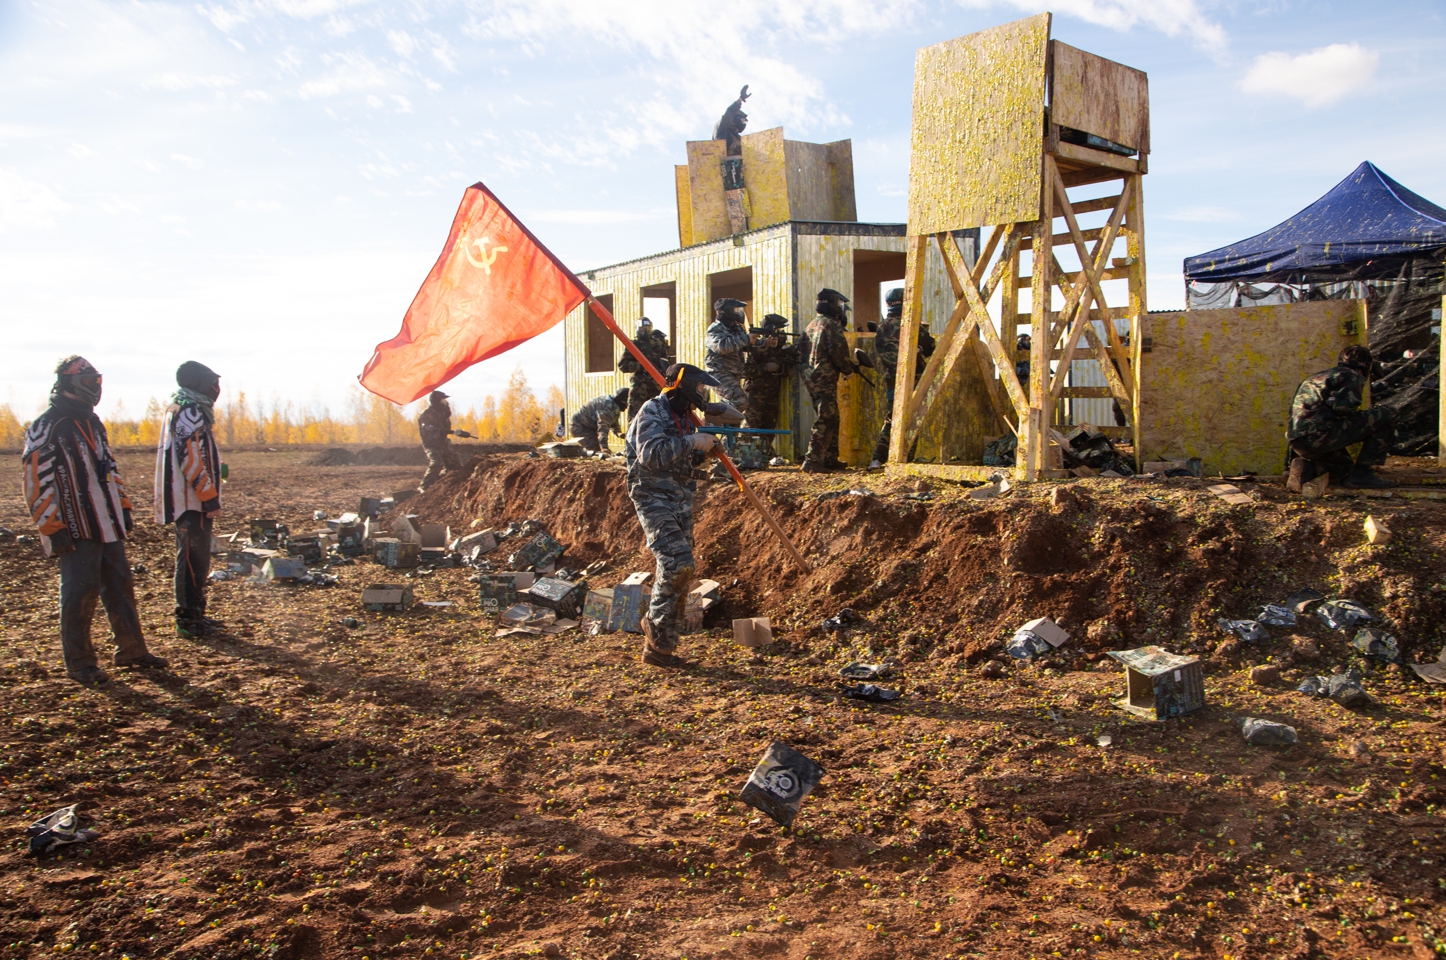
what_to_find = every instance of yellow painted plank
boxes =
[685,139,731,244]
[1050,41,1150,153]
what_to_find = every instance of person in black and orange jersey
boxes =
[22,356,168,684]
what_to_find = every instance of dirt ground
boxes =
[1,447,1444,960]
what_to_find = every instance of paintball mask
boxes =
[663,363,720,413]
[715,297,748,325]
[884,287,904,316]
[55,355,102,407]
[816,288,850,323]
[636,317,654,340]
[176,360,221,401]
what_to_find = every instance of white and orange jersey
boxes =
[154,402,221,524]
[22,406,131,550]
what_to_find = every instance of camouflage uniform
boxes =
[569,395,624,452]
[742,338,800,458]
[1288,365,1397,481]
[417,402,461,490]
[803,313,854,465]
[625,394,705,652]
[704,319,751,415]
[870,305,937,464]
[620,333,670,421]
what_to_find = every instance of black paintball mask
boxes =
[54,355,102,407]
[177,360,221,402]
[761,313,788,332]
[429,390,451,411]
[636,317,653,340]
[884,287,904,318]
[816,288,850,323]
[662,363,720,416]
[612,387,630,409]
[714,298,748,326]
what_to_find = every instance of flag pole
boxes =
[583,295,811,574]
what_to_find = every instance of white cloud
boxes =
[142,72,237,91]
[171,153,205,168]
[391,94,413,112]
[366,93,384,108]
[526,209,666,224]
[387,29,416,57]
[298,51,389,98]
[0,170,69,231]
[957,0,1227,52]
[1240,43,1379,109]
[234,198,285,212]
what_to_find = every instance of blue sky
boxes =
[3,0,1443,420]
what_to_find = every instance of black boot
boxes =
[1344,466,1396,489]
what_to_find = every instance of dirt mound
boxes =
[406,453,1446,664]
[308,443,535,467]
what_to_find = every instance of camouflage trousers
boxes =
[630,488,695,652]
[871,385,896,464]
[1290,407,1397,482]
[627,374,660,422]
[743,377,782,456]
[420,441,462,490]
[804,379,840,464]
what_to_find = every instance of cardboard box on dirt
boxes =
[361,583,413,612]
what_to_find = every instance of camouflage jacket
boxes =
[1288,365,1366,441]
[803,314,854,389]
[417,403,452,447]
[874,311,937,391]
[619,334,668,377]
[743,340,800,382]
[625,394,701,497]
[705,320,750,379]
[570,395,623,444]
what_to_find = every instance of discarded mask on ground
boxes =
[1297,669,1371,708]
[1316,599,1374,631]
[1239,717,1298,746]
[1218,618,1267,643]
[27,804,99,856]
[738,741,825,828]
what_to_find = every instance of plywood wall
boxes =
[1050,42,1150,153]
[908,13,1050,234]
[1137,300,1368,476]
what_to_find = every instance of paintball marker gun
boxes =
[852,348,877,389]
[451,429,475,439]
[748,327,800,340]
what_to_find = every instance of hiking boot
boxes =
[642,647,689,668]
[800,460,829,474]
[198,615,226,631]
[1344,466,1396,489]
[68,667,110,686]
[116,653,169,670]
[825,458,849,471]
[1286,457,1316,494]
[175,619,216,639]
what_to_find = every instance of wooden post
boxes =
[1125,171,1148,464]
[1024,163,1055,479]
[890,235,928,465]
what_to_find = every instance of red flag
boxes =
[359,182,589,404]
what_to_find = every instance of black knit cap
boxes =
[176,360,220,391]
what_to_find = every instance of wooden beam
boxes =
[1018,224,1108,251]
[1023,160,1055,479]
[888,236,928,465]
[970,330,1015,435]
[1049,140,1141,175]
[1017,266,1130,287]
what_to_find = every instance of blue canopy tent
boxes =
[1183,162,1446,455]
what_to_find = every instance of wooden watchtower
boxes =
[889,12,1149,481]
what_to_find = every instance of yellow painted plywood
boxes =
[739,127,790,230]
[784,140,835,222]
[908,13,1050,234]
[826,140,858,221]
[1137,300,1368,477]
[675,165,694,247]
[686,139,730,244]
[1050,41,1149,153]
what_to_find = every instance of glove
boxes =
[686,432,717,453]
[123,508,134,533]
[48,530,76,556]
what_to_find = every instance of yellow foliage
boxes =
[0,366,561,449]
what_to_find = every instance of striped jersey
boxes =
[154,401,221,523]
[22,402,132,549]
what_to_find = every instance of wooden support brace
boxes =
[888,236,928,465]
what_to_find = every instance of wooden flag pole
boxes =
[583,296,811,574]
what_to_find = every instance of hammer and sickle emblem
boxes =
[462,236,508,274]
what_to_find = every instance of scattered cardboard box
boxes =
[1106,646,1205,721]
[361,583,413,612]
[732,617,772,648]
[1364,515,1392,545]
[1410,648,1446,684]
[261,557,308,581]
[1208,483,1255,506]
